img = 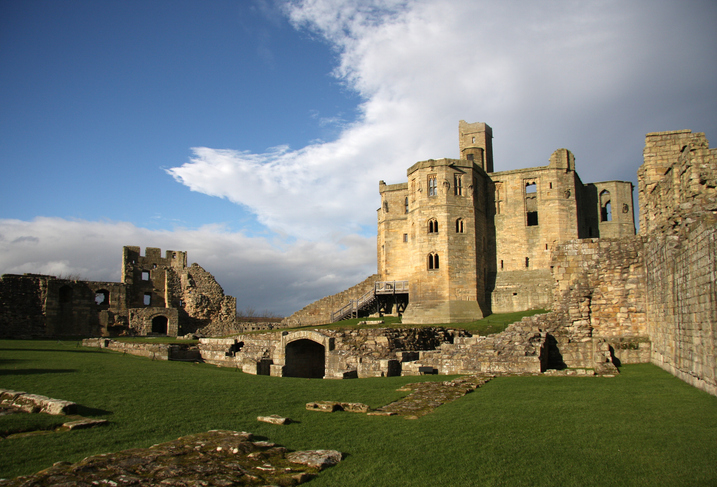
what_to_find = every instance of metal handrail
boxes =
[331,281,409,322]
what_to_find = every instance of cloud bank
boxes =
[0,218,375,316]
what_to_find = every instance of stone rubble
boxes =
[374,376,492,419]
[257,414,293,425]
[0,430,341,486]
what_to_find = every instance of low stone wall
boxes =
[0,389,77,415]
[82,338,201,362]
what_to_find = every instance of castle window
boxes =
[405,197,409,213]
[525,181,538,226]
[456,218,464,233]
[428,218,439,234]
[527,211,539,226]
[600,190,612,222]
[454,175,463,196]
[466,154,474,161]
[95,289,110,306]
[428,175,437,196]
[141,271,150,281]
[525,257,530,268]
[428,253,440,270]
[403,233,408,243]
[143,293,152,306]
[500,260,504,270]
[383,200,389,212]
[472,136,475,143]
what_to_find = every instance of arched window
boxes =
[428,218,439,234]
[456,218,464,233]
[600,190,612,221]
[428,253,439,270]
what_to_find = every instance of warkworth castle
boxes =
[2,121,716,396]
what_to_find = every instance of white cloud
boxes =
[0,218,376,316]
[168,0,717,241]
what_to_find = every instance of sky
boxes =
[1,0,716,316]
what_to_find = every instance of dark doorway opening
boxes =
[151,316,168,335]
[284,339,325,378]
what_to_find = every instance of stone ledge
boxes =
[0,389,77,415]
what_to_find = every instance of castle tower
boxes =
[459,121,493,173]
[378,156,491,324]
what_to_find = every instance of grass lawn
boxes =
[1,340,716,486]
[287,309,548,335]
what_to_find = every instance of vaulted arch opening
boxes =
[151,315,168,335]
[284,339,325,378]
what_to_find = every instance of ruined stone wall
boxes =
[639,129,717,395]
[489,149,634,313]
[0,274,49,338]
[281,274,379,327]
[122,246,187,309]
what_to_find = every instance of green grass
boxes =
[286,309,548,335]
[0,412,68,438]
[1,340,716,486]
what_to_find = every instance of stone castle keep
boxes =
[2,122,716,396]
[378,121,635,324]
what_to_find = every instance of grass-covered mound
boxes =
[286,308,548,335]
[1,340,716,486]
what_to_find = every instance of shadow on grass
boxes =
[76,405,113,417]
[0,348,106,354]
[0,368,76,376]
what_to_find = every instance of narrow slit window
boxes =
[454,175,463,196]
[527,211,539,226]
[456,218,464,233]
[404,197,409,213]
[525,257,530,268]
[600,190,612,222]
[428,176,437,196]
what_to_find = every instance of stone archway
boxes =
[284,339,326,378]
[151,315,168,335]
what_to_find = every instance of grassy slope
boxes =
[286,309,548,335]
[1,340,716,486]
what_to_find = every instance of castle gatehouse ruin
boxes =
[4,123,716,396]
[0,246,276,338]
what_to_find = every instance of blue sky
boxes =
[2,0,716,316]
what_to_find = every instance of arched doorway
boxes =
[151,315,168,335]
[284,339,325,378]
